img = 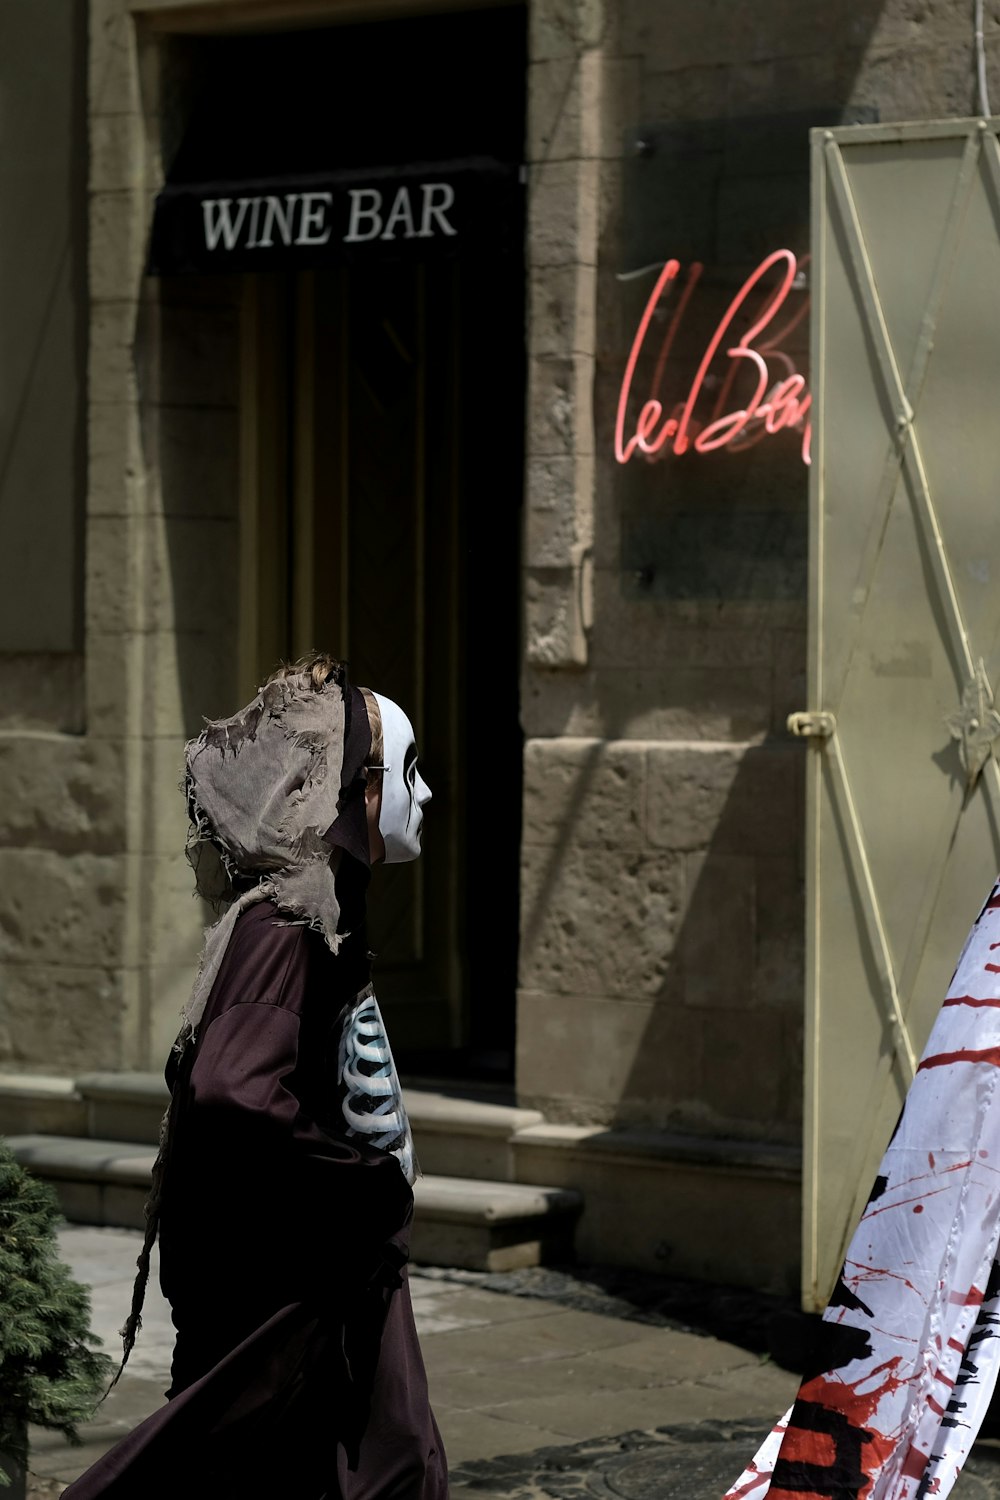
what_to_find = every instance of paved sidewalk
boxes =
[26,1228,1000,1498]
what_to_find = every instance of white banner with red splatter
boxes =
[726,879,1000,1500]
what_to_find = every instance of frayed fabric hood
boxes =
[177,669,369,1051]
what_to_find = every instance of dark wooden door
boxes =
[243,255,523,1069]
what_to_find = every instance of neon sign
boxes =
[615,248,812,467]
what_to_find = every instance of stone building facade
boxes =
[1,0,997,1293]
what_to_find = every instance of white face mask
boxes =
[371,692,432,863]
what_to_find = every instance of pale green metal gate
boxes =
[799,118,1000,1310]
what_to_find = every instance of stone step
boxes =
[6,1135,582,1273]
[2,1072,543,1184]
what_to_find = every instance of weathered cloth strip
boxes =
[726,878,1000,1500]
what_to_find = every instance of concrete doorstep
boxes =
[5,1135,582,1273]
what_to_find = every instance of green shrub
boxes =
[0,1139,112,1486]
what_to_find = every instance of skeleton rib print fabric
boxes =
[336,984,416,1186]
[726,879,1000,1500]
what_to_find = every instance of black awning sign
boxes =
[149,161,520,273]
[202,181,457,253]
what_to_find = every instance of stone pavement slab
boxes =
[28,1227,1000,1499]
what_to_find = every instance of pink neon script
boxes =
[614,249,812,467]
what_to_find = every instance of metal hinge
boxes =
[787,710,836,739]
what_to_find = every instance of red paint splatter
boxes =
[929,1152,936,1168]
[985,963,1000,974]
[927,1396,945,1417]
[942,994,1000,1007]
[724,1461,771,1498]
[918,1047,1000,1071]
[901,1445,931,1480]
[862,1185,955,1220]
[844,1258,922,1299]
[779,1428,836,1467]
[949,1284,984,1306]
[913,1204,924,1213]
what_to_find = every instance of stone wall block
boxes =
[90,301,151,409]
[86,631,142,740]
[0,657,85,736]
[525,567,589,669]
[679,851,755,1010]
[528,57,581,163]
[0,851,125,969]
[700,1004,784,1125]
[646,745,743,852]
[529,56,639,163]
[90,402,149,518]
[140,853,210,972]
[0,737,127,855]
[755,856,804,1010]
[526,497,582,571]
[523,737,645,849]
[149,964,202,1064]
[91,190,154,304]
[738,1,853,63]
[521,664,600,738]
[0,965,124,1073]
[865,0,1000,51]
[87,629,237,740]
[90,0,142,116]
[87,516,141,634]
[154,629,239,739]
[639,64,730,124]
[779,1011,804,1126]
[648,743,804,860]
[590,579,777,672]
[516,990,702,1127]
[91,113,153,194]
[521,660,776,741]
[519,842,684,998]
[529,265,598,359]
[848,41,981,120]
[528,355,595,460]
[90,515,239,637]
[621,0,753,71]
[772,628,808,734]
[727,50,854,118]
[525,453,594,569]
[140,736,191,855]
[531,0,611,61]
[530,163,598,269]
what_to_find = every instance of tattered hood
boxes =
[177,667,372,1049]
[185,670,369,927]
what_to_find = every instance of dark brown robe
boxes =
[62,899,447,1500]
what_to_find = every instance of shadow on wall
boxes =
[517,722,805,1145]
[134,275,243,744]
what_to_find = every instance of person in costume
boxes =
[726,878,1000,1500]
[62,655,445,1500]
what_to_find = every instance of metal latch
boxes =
[787,710,836,739]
